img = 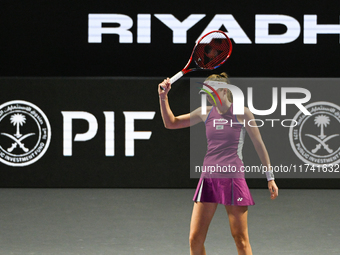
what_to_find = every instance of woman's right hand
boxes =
[158,78,171,99]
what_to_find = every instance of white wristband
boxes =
[265,171,275,181]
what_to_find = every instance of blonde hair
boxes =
[205,72,233,103]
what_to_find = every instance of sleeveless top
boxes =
[201,103,246,178]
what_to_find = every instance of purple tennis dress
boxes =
[193,104,255,206]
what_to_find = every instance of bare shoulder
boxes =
[236,106,252,123]
[194,106,213,122]
[243,107,254,119]
[243,106,251,114]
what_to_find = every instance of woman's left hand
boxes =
[268,180,278,200]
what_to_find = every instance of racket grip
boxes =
[170,71,184,84]
[160,71,184,90]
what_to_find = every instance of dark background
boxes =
[1,0,340,77]
[1,0,340,188]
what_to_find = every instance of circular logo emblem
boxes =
[0,100,51,167]
[289,101,340,166]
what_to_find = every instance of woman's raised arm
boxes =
[158,78,203,129]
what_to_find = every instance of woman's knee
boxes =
[189,232,205,249]
[232,232,250,250]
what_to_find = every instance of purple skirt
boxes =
[193,177,255,206]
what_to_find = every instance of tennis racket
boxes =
[162,30,232,89]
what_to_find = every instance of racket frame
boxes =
[169,30,232,84]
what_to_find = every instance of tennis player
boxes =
[158,73,278,255]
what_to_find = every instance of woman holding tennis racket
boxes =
[158,73,278,255]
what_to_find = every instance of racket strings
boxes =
[194,32,232,70]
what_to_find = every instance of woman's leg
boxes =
[189,202,218,255]
[225,205,252,255]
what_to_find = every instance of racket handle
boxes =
[170,71,184,84]
[160,71,184,90]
